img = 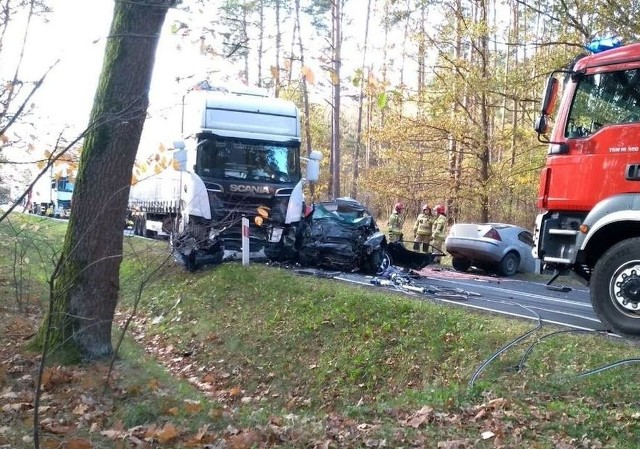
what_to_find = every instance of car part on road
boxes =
[386,241,437,270]
[368,270,482,300]
[544,270,573,293]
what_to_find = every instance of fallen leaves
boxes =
[41,366,75,391]
[156,422,179,444]
[401,405,434,428]
[65,438,93,449]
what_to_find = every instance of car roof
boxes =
[451,222,528,230]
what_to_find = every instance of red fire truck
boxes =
[533,38,640,338]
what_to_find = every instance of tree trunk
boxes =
[446,0,464,224]
[258,0,264,86]
[36,1,174,359]
[274,0,282,97]
[294,0,315,198]
[478,0,491,223]
[350,0,373,199]
[331,0,342,199]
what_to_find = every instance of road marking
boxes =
[432,278,593,309]
[333,275,603,331]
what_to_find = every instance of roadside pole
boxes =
[242,217,250,266]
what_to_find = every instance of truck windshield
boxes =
[196,135,301,183]
[55,179,74,193]
[566,69,640,138]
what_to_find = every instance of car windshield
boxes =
[313,202,372,226]
[195,134,301,183]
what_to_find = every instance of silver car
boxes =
[444,223,537,276]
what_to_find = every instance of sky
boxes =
[2,0,429,193]
[4,1,225,160]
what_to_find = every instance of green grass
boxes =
[118,260,640,447]
[2,214,640,447]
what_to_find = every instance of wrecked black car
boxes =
[297,197,388,274]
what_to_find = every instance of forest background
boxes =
[2,0,636,230]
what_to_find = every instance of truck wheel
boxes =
[135,217,143,236]
[264,243,283,261]
[591,237,640,338]
[499,252,520,277]
[452,258,471,272]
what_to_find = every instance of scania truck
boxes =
[533,38,640,338]
[128,89,321,270]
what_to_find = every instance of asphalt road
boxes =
[291,264,609,335]
[124,229,608,335]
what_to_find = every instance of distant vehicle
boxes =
[445,223,536,277]
[29,172,74,219]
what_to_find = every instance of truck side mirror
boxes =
[172,149,188,171]
[534,116,549,135]
[172,140,188,171]
[534,76,559,142]
[540,76,558,117]
[304,150,322,182]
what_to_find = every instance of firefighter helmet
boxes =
[394,202,405,212]
[434,204,445,215]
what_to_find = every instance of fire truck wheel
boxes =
[592,237,640,339]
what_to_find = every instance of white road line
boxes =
[432,278,593,309]
[333,276,603,330]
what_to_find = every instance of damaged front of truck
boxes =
[172,91,320,267]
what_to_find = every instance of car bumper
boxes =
[444,237,504,263]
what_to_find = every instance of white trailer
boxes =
[128,165,210,238]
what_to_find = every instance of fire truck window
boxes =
[566,69,640,138]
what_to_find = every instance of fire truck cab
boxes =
[534,38,640,338]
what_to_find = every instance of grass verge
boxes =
[1,215,639,448]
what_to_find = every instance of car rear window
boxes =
[518,231,534,246]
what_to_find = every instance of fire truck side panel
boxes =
[542,128,640,211]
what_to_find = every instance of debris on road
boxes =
[369,269,483,300]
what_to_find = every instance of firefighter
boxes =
[413,204,433,253]
[430,204,447,263]
[387,202,405,243]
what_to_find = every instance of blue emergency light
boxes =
[585,36,623,53]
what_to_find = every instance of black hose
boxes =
[468,300,543,389]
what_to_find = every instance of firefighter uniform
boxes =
[388,204,405,243]
[413,208,433,253]
[430,207,447,263]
